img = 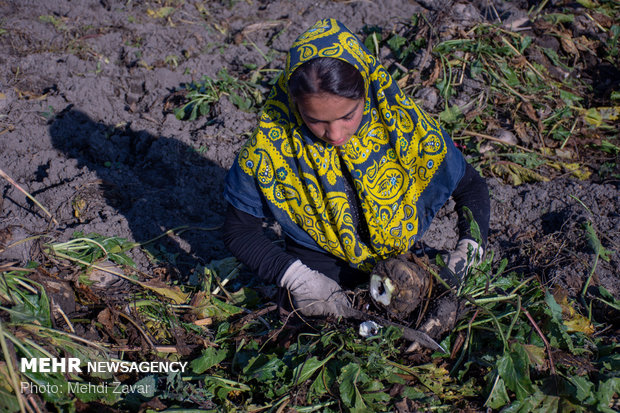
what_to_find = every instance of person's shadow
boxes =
[49,107,229,277]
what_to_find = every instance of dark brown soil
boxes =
[0,0,618,326]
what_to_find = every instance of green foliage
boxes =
[0,268,113,412]
[3,225,617,412]
[163,323,478,411]
[47,232,137,267]
[425,209,618,411]
[39,14,68,31]
[175,69,265,121]
[405,15,616,185]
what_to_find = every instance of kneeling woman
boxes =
[223,19,490,317]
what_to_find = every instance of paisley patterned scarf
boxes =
[225,19,465,272]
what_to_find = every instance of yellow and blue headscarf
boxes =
[225,19,465,273]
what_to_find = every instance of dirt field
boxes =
[0,0,618,411]
[1,0,617,296]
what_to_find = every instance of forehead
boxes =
[297,93,362,121]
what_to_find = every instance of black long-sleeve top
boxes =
[223,162,490,284]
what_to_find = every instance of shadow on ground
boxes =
[49,107,229,276]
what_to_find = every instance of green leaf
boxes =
[109,251,135,267]
[309,365,335,400]
[0,387,21,413]
[597,286,620,311]
[10,291,51,327]
[545,292,576,352]
[584,221,614,262]
[402,386,425,399]
[22,372,70,404]
[568,375,594,403]
[470,59,483,78]
[576,0,598,8]
[199,101,210,117]
[599,140,620,155]
[362,380,390,403]
[595,377,620,413]
[504,152,545,169]
[173,107,185,120]
[363,32,382,56]
[339,363,370,410]
[542,47,570,71]
[497,343,534,400]
[229,287,260,307]
[521,344,546,369]
[559,89,582,105]
[203,376,250,402]
[498,61,520,87]
[519,36,533,53]
[72,380,121,404]
[191,346,228,374]
[503,389,559,412]
[387,34,407,55]
[461,206,482,244]
[542,13,575,24]
[545,292,563,321]
[197,296,243,319]
[485,376,510,409]
[439,104,462,124]
[243,354,287,383]
[292,356,331,387]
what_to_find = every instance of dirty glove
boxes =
[278,260,350,317]
[440,239,483,284]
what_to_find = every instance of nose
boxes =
[325,123,345,142]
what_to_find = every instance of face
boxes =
[296,93,364,147]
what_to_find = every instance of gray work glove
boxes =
[440,239,483,284]
[278,260,351,317]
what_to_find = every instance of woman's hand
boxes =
[278,260,351,317]
[440,239,483,284]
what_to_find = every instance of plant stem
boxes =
[459,130,534,152]
[523,309,556,376]
[560,117,579,149]
[134,225,222,248]
[450,308,479,375]
[581,253,599,298]
[505,296,521,342]
[50,251,135,283]
[0,322,27,413]
[473,294,518,305]
[0,167,58,225]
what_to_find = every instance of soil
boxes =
[0,0,618,316]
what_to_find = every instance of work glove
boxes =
[278,260,351,317]
[440,239,483,285]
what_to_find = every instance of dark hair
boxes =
[288,57,364,101]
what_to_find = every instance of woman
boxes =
[223,19,490,317]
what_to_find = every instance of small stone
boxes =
[87,260,128,289]
[415,87,438,112]
[495,129,518,146]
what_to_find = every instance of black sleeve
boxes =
[451,163,490,245]
[222,203,298,283]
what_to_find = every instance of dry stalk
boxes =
[0,167,58,225]
[52,299,75,334]
[459,130,534,152]
[501,36,546,81]
[117,311,155,349]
